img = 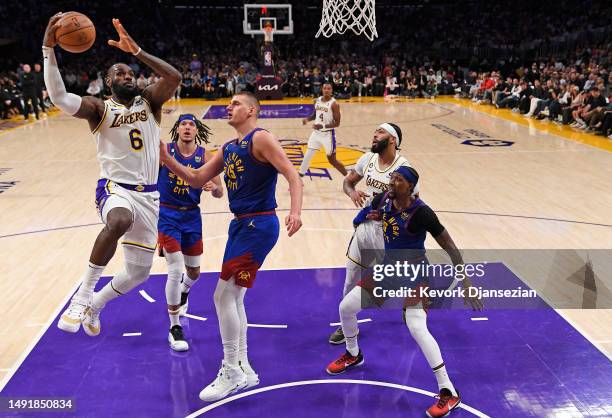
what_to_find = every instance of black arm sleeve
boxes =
[407,206,445,237]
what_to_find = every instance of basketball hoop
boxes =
[316,0,377,41]
[263,25,274,43]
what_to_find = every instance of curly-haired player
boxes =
[158,114,223,351]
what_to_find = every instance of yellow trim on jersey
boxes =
[141,96,160,127]
[373,153,403,174]
[109,98,126,108]
[122,240,157,252]
[104,179,112,194]
[91,102,108,134]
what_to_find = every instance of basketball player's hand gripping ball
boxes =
[43,12,64,47]
[107,18,140,54]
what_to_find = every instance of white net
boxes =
[316,0,377,41]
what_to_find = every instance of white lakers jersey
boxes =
[93,96,160,185]
[354,152,411,206]
[314,96,335,131]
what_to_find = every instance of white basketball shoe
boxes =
[82,305,102,336]
[57,299,88,333]
[239,361,260,389]
[168,325,189,351]
[199,361,247,402]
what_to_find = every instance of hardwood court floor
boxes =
[0,97,610,386]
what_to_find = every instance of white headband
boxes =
[378,123,399,140]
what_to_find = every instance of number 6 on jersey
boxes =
[129,128,143,151]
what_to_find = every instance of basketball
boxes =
[56,12,96,53]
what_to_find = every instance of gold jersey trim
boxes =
[91,102,109,134]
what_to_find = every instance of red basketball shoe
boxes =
[426,388,461,418]
[326,350,364,375]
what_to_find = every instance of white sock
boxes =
[346,335,359,357]
[92,275,124,309]
[73,262,106,303]
[168,307,180,327]
[181,272,198,293]
[433,364,457,396]
[299,148,317,175]
[404,308,456,396]
[340,287,362,355]
[214,277,244,367]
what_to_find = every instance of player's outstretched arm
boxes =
[252,131,303,237]
[433,229,463,266]
[202,151,224,198]
[107,18,181,121]
[434,229,483,311]
[42,13,104,126]
[160,142,223,189]
[203,177,224,198]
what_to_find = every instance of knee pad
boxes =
[184,254,201,269]
[164,251,184,282]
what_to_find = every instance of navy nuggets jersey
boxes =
[159,143,206,208]
[381,196,428,250]
[222,128,278,215]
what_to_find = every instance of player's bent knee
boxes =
[165,251,184,280]
[127,262,151,286]
[339,291,361,317]
[404,309,428,336]
[185,266,200,279]
[106,208,133,235]
[113,262,152,294]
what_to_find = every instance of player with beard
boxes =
[325,166,483,418]
[328,123,416,344]
[42,14,182,335]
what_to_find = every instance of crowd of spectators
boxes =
[461,54,612,136]
[0,0,610,137]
